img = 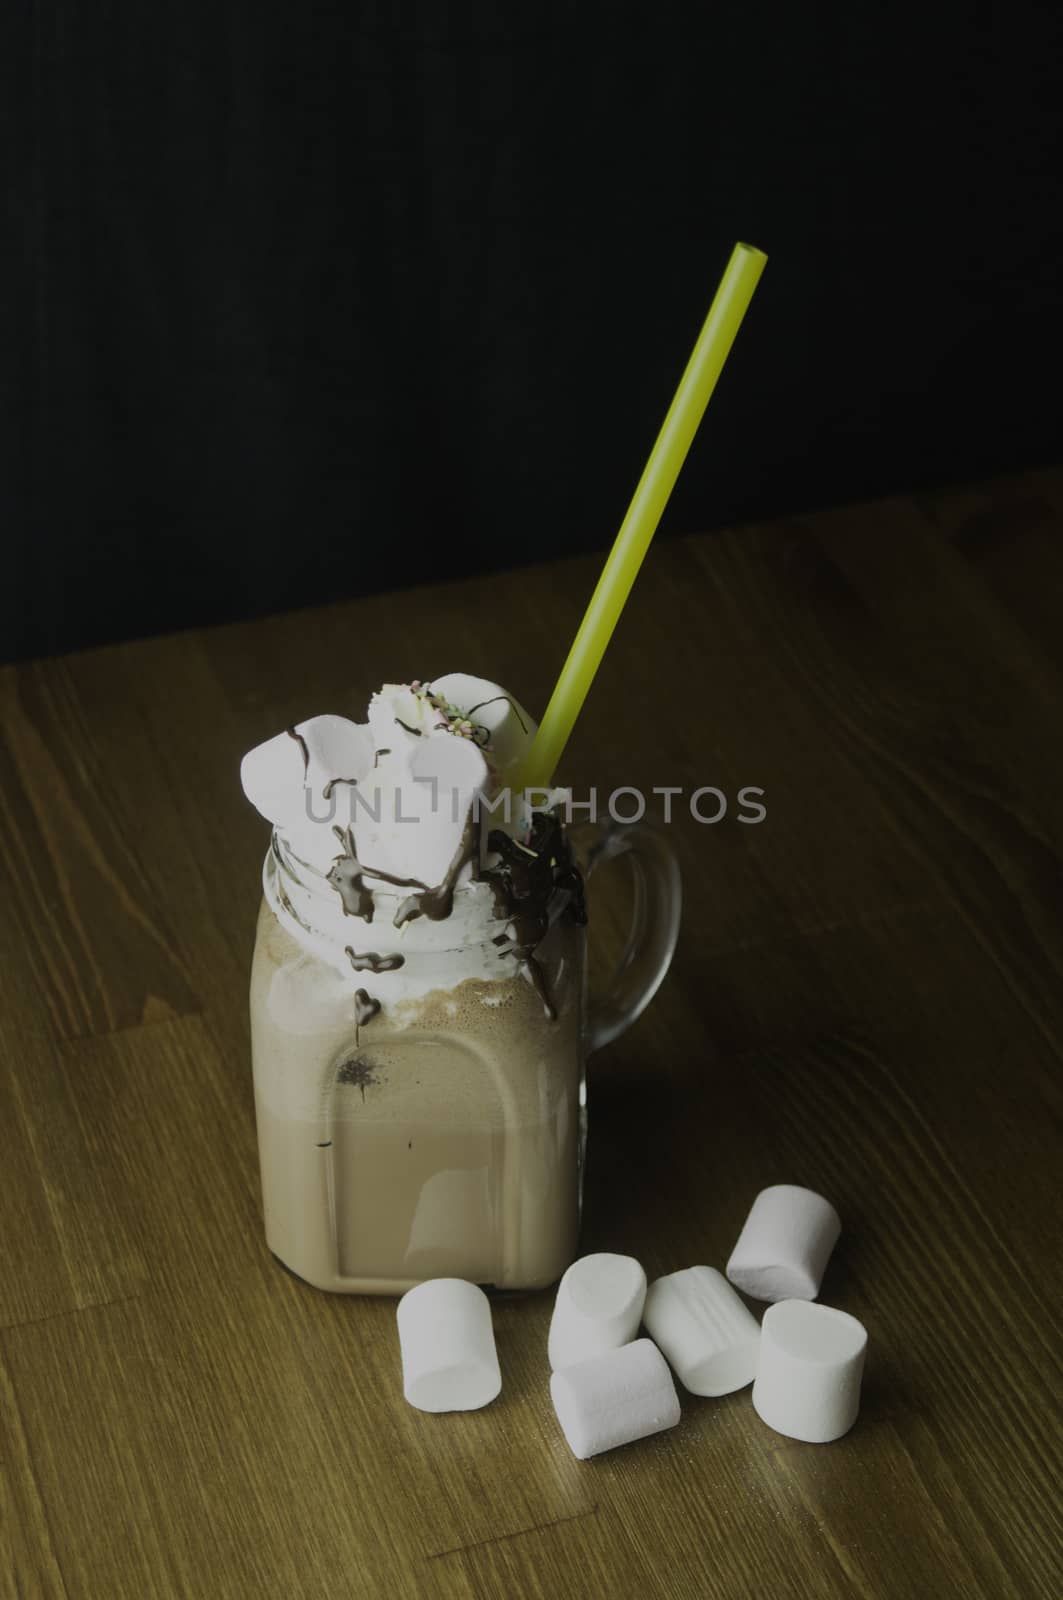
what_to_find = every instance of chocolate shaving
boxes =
[394,718,422,737]
[323,776,359,799]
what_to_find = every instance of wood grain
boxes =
[2,469,1062,1598]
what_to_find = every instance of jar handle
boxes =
[569,820,682,1055]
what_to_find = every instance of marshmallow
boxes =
[752,1300,867,1443]
[301,714,375,787]
[240,715,374,870]
[550,1338,681,1460]
[548,1253,647,1372]
[240,730,310,829]
[642,1266,761,1396]
[396,1279,502,1413]
[726,1185,841,1303]
[357,732,489,890]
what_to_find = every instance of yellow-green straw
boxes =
[516,241,767,793]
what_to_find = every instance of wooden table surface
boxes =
[2,469,1062,1600]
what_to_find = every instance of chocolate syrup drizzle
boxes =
[393,808,481,928]
[286,726,310,776]
[482,813,586,1021]
[322,776,359,800]
[324,799,585,1023]
[326,824,430,921]
[353,989,381,1026]
[326,826,375,921]
[464,694,529,734]
[345,947,406,974]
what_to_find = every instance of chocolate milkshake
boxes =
[242,676,589,1293]
[250,881,584,1293]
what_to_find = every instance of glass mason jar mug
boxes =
[249,817,680,1294]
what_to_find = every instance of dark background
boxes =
[6,1,1061,664]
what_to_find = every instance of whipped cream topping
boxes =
[241,676,581,1015]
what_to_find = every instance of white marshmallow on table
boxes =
[547,1253,647,1372]
[642,1266,761,1396]
[752,1299,867,1443]
[726,1184,841,1303]
[396,1279,501,1413]
[550,1338,681,1460]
